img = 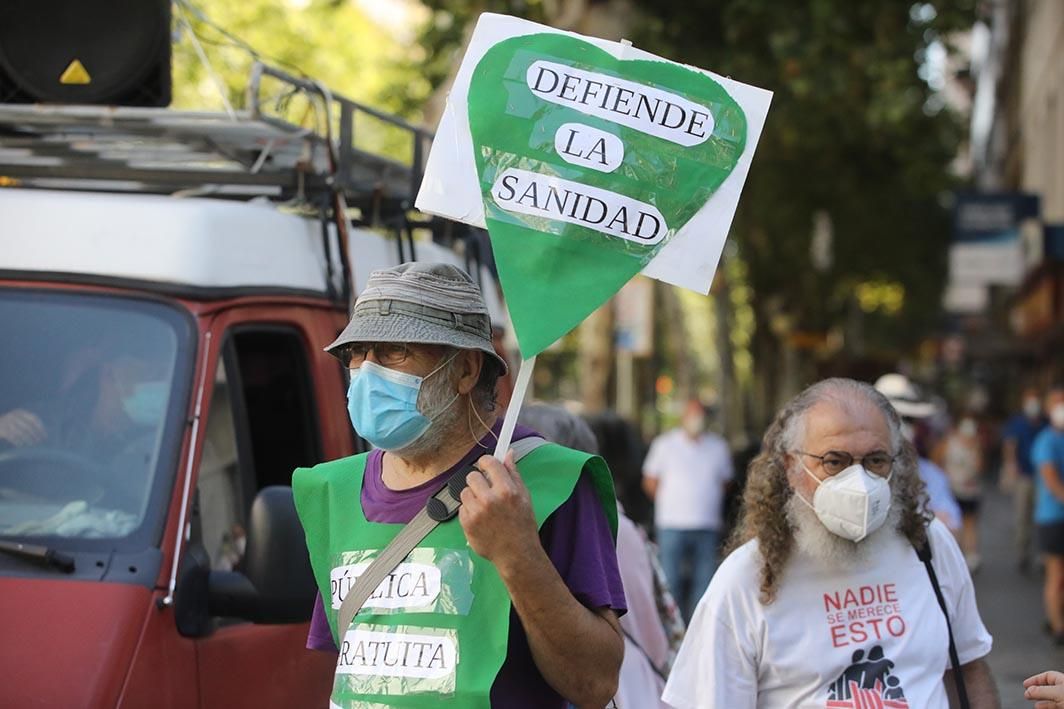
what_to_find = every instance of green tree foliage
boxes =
[393,1,545,115]
[635,1,973,358]
[172,0,422,148]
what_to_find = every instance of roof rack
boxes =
[0,62,431,222]
[0,62,496,290]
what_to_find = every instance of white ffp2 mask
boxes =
[798,463,892,542]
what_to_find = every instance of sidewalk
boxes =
[974,488,1064,708]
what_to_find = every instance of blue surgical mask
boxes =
[121,381,168,426]
[346,356,458,451]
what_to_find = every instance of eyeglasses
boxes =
[795,450,897,476]
[342,342,412,368]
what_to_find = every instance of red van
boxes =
[0,69,508,707]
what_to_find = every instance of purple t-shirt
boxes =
[306,422,626,708]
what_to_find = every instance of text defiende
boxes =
[526,60,715,148]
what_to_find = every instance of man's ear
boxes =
[781,452,798,479]
[456,350,483,396]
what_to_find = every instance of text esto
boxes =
[822,584,907,649]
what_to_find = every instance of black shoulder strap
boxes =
[914,535,970,709]
[621,628,668,682]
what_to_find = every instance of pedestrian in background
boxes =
[1003,387,1048,572]
[663,378,997,708]
[587,411,654,529]
[935,411,986,571]
[875,373,962,532]
[1032,387,1064,646]
[643,398,734,621]
[519,403,683,709]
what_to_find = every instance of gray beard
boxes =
[392,370,492,460]
[391,397,465,459]
[392,417,456,459]
[390,357,467,459]
[785,492,899,569]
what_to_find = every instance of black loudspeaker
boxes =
[0,0,171,106]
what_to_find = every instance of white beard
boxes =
[785,491,900,569]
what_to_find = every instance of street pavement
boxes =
[974,487,1064,708]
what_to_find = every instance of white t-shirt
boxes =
[662,519,992,709]
[643,429,734,530]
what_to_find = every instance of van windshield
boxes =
[0,291,191,542]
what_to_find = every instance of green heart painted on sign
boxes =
[469,32,747,357]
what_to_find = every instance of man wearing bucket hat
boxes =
[875,373,962,531]
[292,263,625,709]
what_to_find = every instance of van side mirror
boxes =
[207,486,317,623]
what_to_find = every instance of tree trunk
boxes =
[579,302,615,413]
[661,284,694,401]
[751,300,777,431]
[422,0,638,126]
[545,0,636,39]
[713,279,738,442]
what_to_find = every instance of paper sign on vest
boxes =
[336,628,458,680]
[416,13,772,357]
[332,562,442,611]
[330,547,477,616]
[334,624,461,697]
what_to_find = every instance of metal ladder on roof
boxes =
[0,61,493,291]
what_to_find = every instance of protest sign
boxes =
[414,12,774,308]
[415,13,771,452]
[468,31,751,358]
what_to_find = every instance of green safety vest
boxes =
[293,443,617,708]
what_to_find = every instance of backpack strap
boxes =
[914,535,970,709]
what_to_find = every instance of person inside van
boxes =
[0,339,167,450]
[0,296,181,542]
[0,341,170,519]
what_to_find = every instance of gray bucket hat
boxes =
[325,262,508,374]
